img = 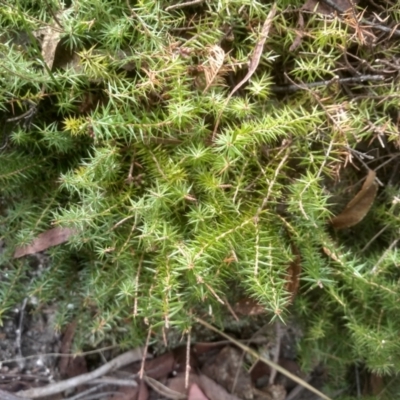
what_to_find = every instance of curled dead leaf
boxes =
[203,45,225,93]
[13,227,76,258]
[330,169,378,230]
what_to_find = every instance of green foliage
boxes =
[1,0,400,396]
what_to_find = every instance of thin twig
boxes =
[365,20,400,38]
[185,328,191,389]
[66,384,108,400]
[361,225,389,253]
[134,253,143,317]
[285,376,312,400]
[370,239,399,275]
[17,349,144,399]
[374,153,400,171]
[270,74,385,94]
[224,296,239,321]
[345,147,384,186]
[15,298,28,371]
[89,376,138,387]
[139,326,152,380]
[165,0,204,12]
[6,105,37,123]
[42,0,63,28]
[344,146,374,160]
[268,321,282,385]
[1,345,121,367]
[196,317,333,400]
[319,0,400,37]
[143,375,186,399]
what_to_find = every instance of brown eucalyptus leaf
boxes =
[13,227,76,258]
[330,169,378,229]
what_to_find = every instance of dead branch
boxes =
[17,349,144,399]
[270,74,385,93]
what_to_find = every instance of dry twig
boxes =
[17,349,144,399]
[165,0,204,12]
[270,74,385,93]
[195,317,333,400]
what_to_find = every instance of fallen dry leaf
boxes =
[330,169,378,229]
[143,375,186,400]
[198,374,242,400]
[13,227,76,258]
[40,27,61,69]
[110,385,140,400]
[292,0,360,51]
[188,383,208,400]
[138,380,149,400]
[35,12,64,69]
[203,45,225,93]
[140,352,176,379]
